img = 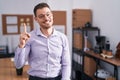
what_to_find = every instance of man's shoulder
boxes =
[29,29,37,35]
[55,30,68,42]
[56,30,67,37]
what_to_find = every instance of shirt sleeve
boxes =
[14,44,30,69]
[61,36,71,80]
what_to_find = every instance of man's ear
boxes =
[34,17,38,22]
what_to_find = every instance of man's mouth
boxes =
[44,20,50,24]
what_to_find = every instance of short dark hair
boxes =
[33,3,51,17]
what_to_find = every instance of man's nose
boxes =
[44,15,49,20]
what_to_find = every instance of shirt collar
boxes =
[35,28,58,37]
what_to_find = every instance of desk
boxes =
[0,53,14,58]
[84,51,120,80]
[0,58,29,80]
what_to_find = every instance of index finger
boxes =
[23,23,27,33]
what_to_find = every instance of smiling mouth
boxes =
[45,21,49,23]
[44,20,51,24]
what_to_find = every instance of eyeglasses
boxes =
[38,12,52,19]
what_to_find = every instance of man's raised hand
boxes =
[19,23,31,48]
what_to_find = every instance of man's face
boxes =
[35,7,53,29]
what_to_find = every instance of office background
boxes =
[0,0,120,79]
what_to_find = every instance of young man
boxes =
[14,3,71,80]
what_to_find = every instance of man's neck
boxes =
[40,27,53,37]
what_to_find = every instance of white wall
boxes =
[90,0,120,79]
[90,0,120,53]
[72,0,91,9]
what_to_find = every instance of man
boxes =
[14,2,71,80]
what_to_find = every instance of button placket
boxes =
[47,38,50,76]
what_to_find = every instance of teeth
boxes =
[45,21,50,24]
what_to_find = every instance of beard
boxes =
[40,20,53,29]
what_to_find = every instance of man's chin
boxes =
[41,25,51,29]
[44,24,52,27]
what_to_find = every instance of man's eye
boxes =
[38,15,44,19]
[38,13,52,19]
[46,14,50,17]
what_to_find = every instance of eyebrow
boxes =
[40,11,52,15]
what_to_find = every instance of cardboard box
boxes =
[73,33,83,49]
[73,9,91,15]
[73,33,92,49]
[72,9,92,28]
[84,56,96,79]
[106,77,116,80]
